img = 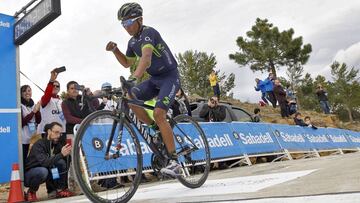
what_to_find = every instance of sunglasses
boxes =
[54,84,60,88]
[121,16,142,28]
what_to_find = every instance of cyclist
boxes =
[106,2,181,178]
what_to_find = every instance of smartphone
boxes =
[66,138,72,146]
[54,66,66,74]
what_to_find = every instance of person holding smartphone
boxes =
[38,68,66,135]
[24,122,74,201]
[199,96,226,122]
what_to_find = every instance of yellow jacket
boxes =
[209,73,217,86]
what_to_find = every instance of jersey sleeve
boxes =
[125,41,136,59]
[141,27,158,52]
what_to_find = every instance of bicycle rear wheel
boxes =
[72,110,143,203]
[172,114,211,188]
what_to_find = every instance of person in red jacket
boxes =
[38,69,66,134]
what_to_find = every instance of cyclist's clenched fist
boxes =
[106,41,118,52]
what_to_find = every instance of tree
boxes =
[286,63,304,108]
[229,18,312,77]
[297,73,319,111]
[329,61,360,122]
[176,50,235,98]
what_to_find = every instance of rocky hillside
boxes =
[191,96,359,132]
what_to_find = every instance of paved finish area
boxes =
[45,152,360,202]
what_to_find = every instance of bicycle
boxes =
[72,76,211,203]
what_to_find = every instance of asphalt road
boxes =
[43,151,360,203]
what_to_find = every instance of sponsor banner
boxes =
[231,122,281,154]
[325,128,356,149]
[343,129,360,148]
[0,13,18,184]
[81,124,143,174]
[269,124,312,151]
[301,127,335,150]
[199,122,243,158]
[82,122,239,174]
[81,121,360,175]
[0,114,19,183]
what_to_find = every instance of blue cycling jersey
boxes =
[126,25,178,76]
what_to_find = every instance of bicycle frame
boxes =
[103,95,167,162]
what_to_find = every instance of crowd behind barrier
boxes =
[81,122,360,179]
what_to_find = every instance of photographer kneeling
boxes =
[199,96,226,122]
[24,122,73,201]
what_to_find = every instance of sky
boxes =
[1,0,360,103]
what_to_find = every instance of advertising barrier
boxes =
[80,121,359,177]
[231,122,281,154]
[0,13,19,183]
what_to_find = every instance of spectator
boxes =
[84,87,100,111]
[21,85,41,163]
[285,84,296,101]
[263,73,277,108]
[199,97,226,122]
[209,70,220,99]
[37,69,66,135]
[97,82,117,111]
[293,112,307,126]
[61,81,93,193]
[252,108,261,122]
[304,116,318,129]
[288,99,297,116]
[170,88,192,117]
[273,80,289,118]
[254,78,269,105]
[316,85,331,114]
[62,81,93,135]
[24,122,73,201]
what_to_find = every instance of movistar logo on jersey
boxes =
[162,97,170,106]
[0,21,10,28]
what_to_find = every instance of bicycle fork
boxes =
[104,112,124,160]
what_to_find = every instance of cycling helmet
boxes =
[101,82,112,92]
[117,3,143,21]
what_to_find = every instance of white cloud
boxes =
[333,42,360,69]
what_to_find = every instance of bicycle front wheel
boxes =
[72,110,143,203]
[172,114,211,188]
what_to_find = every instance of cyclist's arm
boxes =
[113,48,135,68]
[133,47,152,78]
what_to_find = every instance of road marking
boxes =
[132,169,317,200]
[69,169,317,202]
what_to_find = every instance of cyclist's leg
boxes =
[153,73,181,177]
[129,79,159,125]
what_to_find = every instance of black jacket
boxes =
[62,95,93,134]
[273,85,287,103]
[199,104,226,122]
[25,137,66,171]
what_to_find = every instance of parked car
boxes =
[190,99,254,122]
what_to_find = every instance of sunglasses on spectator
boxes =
[121,16,142,28]
[54,84,60,88]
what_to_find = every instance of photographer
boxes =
[61,81,94,193]
[24,122,73,201]
[199,97,226,122]
[61,81,93,135]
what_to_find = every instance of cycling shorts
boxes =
[131,69,180,111]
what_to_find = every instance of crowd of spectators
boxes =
[253,71,331,125]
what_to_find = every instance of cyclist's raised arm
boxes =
[106,41,135,68]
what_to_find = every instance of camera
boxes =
[75,84,85,91]
[54,66,66,74]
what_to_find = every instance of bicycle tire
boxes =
[172,114,211,188]
[72,110,143,203]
